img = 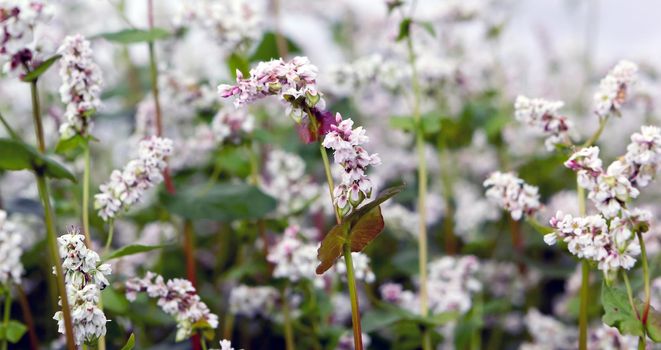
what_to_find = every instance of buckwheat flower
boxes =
[427,256,481,314]
[267,225,325,286]
[593,60,638,117]
[218,56,324,119]
[125,272,219,341]
[53,227,111,346]
[322,113,381,212]
[521,309,577,350]
[379,282,404,303]
[228,284,278,318]
[483,171,541,220]
[564,146,603,191]
[334,252,376,283]
[0,0,52,74]
[588,324,638,349]
[211,107,254,145]
[514,95,571,151]
[94,136,173,221]
[588,160,639,218]
[57,34,103,139]
[0,210,23,285]
[623,125,661,187]
[260,150,320,216]
[211,339,240,350]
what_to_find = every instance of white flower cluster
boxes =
[211,107,254,145]
[53,228,111,346]
[588,324,638,349]
[125,272,219,341]
[0,0,51,73]
[624,125,661,188]
[57,34,103,139]
[260,150,320,216]
[593,60,638,117]
[427,256,481,314]
[546,210,648,273]
[228,284,278,318]
[326,54,408,95]
[483,171,541,220]
[480,261,539,306]
[322,113,381,213]
[267,224,326,287]
[453,181,499,240]
[335,252,376,284]
[514,95,571,151]
[0,210,23,285]
[218,56,324,120]
[179,0,262,52]
[520,309,576,350]
[211,339,241,350]
[95,136,173,221]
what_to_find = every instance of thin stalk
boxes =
[406,24,431,350]
[637,231,651,324]
[82,142,92,246]
[343,243,363,350]
[16,286,39,350]
[582,116,608,148]
[104,220,115,253]
[319,145,341,223]
[30,79,76,350]
[577,180,589,350]
[183,220,197,286]
[282,290,295,350]
[201,337,208,350]
[223,313,235,340]
[1,287,11,350]
[621,271,640,319]
[247,143,269,259]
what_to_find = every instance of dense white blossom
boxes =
[57,34,103,139]
[514,95,571,150]
[125,272,218,341]
[95,136,173,221]
[0,0,52,73]
[484,171,541,220]
[211,106,254,145]
[335,252,376,283]
[267,225,326,287]
[0,210,23,285]
[228,284,278,318]
[564,146,603,190]
[623,125,661,187]
[322,113,381,213]
[260,150,320,216]
[593,60,638,117]
[520,309,576,350]
[53,227,111,346]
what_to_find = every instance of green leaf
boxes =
[102,287,130,314]
[389,114,442,135]
[396,17,412,41]
[362,308,405,333]
[0,320,27,343]
[601,283,644,336]
[345,184,405,226]
[362,305,458,333]
[55,134,87,154]
[162,183,277,221]
[228,53,250,79]
[103,244,165,261]
[526,217,555,235]
[418,21,436,37]
[315,224,347,274]
[120,333,135,350]
[0,138,76,182]
[98,28,170,44]
[349,206,384,253]
[646,306,661,342]
[22,55,61,82]
[249,32,301,62]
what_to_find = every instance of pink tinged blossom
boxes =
[94,136,173,221]
[593,60,638,117]
[564,146,603,191]
[624,125,661,188]
[0,1,52,74]
[514,95,571,151]
[483,171,540,220]
[0,210,24,285]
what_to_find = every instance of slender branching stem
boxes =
[82,142,92,246]
[282,289,295,350]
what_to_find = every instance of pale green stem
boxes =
[201,337,208,350]
[622,271,645,347]
[406,22,431,350]
[577,180,588,350]
[638,231,651,323]
[104,220,115,253]
[30,79,76,350]
[343,243,363,350]
[1,287,11,350]
[82,142,92,247]
[582,116,608,148]
[282,290,295,350]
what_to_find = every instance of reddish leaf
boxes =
[350,206,385,252]
[315,224,347,274]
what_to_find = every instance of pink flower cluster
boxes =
[483,171,541,220]
[218,56,324,120]
[0,0,51,73]
[322,113,381,212]
[514,95,571,151]
[593,60,638,117]
[125,272,219,341]
[95,136,173,221]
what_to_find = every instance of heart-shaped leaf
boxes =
[601,283,644,336]
[0,320,27,343]
[315,224,347,274]
[55,134,87,154]
[0,138,76,182]
[98,28,170,44]
[350,205,384,252]
[22,55,61,82]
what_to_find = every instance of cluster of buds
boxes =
[483,171,541,220]
[322,113,381,214]
[211,106,254,145]
[218,56,324,121]
[94,136,173,221]
[125,272,218,341]
[53,227,111,346]
[57,34,103,139]
[0,210,23,285]
[0,0,51,73]
[514,95,572,151]
[593,60,638,117]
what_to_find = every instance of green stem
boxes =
[637,231,651,324]
[319,144,341,223]
[343,243,363,350]
[30,79,76,350]
[406,22,431,350]
[582,116,608,148]
[621,271,639,318]
[282,290,295,350]
[104,219,115,253]
[1,287,11,350]
[579,260,589,350]
[201,337,208,350]
[82,142,92,246]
